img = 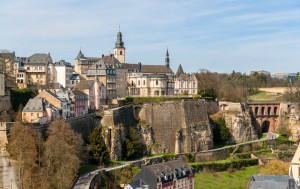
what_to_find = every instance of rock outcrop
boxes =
[101,100,219,160]
[217,102,258,143]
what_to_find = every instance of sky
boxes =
[1,0,300,74]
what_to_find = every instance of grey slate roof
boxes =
[54,60,72,67]
[27,53,52,64]
[141,65,173,74]
[127,180,146,189]
[134,160,193,189]
[249,175,297,189]
[23,98,45,112]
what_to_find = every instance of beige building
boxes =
[0,51,16,78]
[36,90,70,118]
[174,64,199,96]
[25,53,52,85]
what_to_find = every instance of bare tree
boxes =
[7,122,39,189]
[42,118,83,189]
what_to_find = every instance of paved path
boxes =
[201,132,279,153]
[0,148,18,189]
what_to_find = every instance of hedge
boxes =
[234,152,251,159]
[189,158,258,172]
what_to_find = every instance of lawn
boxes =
[194,166,260,189]
[248,91,282,102]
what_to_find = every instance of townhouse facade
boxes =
[69,89,88,117]
[127,160,195,189]
[174,64,199,96]
[25,53,52,85]
[48,60,73,88]
[75,78,106,110]
[36,90,70,118]
[22,98,61,124]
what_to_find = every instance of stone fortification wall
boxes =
[67,114,101,141]
[195,149,229,162]
[139,100,219,154]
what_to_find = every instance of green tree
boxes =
[88,128,110,165]
[42,118,83,189]
[125,127,145,160]
[213,118,231,144]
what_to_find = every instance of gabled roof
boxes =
[71,89,88,96]
[146,160,193,180]
[141,65,173,74]
[23,98,45,112]
[27,53,52,64]
[54,60,72,67]
[76,50,86,59]
[75,80,94,90]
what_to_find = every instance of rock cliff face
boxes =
[280,103,300,142]
[101,100,219,160]
[220,103,258,143]
[224,111,258,143]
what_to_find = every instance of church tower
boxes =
[114,29,125,63]
[165,49,170,67]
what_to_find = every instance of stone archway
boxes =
[262,120,270,133]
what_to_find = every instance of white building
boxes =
[174,64,199,96]
[48,60,73,88]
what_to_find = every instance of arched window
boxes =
[267,107,271,115]
[274,107,278,115]
[255,107,259,115]
[120,50,123,55]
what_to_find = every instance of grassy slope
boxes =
[194,166,260,189]
[248,91,282,102]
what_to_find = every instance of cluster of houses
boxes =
[0,30,202,124]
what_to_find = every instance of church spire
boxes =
[165,48,170,67]
[115,29,124,48]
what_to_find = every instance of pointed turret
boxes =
[176,64,184,77]
[76,50,85,59]
[165,49,170,67]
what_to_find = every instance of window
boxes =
[35,67,38,70]
[39,67,42,70]
[143,80,145,85]
[156,80,158,85]
[120,50,122,55]
[138,80,140,86]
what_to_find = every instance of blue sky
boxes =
[1,0,300,74]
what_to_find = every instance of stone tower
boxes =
[165,49,170,67]
[113,29,125,63]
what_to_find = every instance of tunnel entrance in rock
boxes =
[262,121,270,133]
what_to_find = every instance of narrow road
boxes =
[0,148,18,189]
[72,155,163,189]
